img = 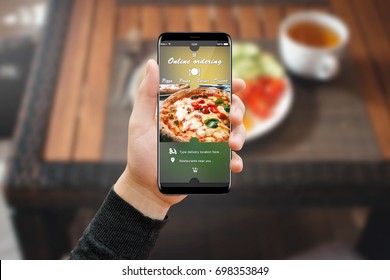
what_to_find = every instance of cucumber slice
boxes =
[232,43,284,79]
[260,53,284,77]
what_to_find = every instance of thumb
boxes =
[131,59,159,125]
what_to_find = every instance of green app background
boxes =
[159,45,230,184]
[160,142,230,183]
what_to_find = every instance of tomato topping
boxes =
[218,113,227,119]
[201,107,209,114]
[198,99,205,104]
[209,106,219,113]
[207,103,216,107]
[191,102,201,109]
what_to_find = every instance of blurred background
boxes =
[1,0,390,260]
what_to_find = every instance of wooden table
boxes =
[6,0,390,259]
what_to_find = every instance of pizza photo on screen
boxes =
[160,86,231,142]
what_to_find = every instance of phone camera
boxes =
[190,45,199,51]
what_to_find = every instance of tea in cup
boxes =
[279,12,349,80]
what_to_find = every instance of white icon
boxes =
[192,167,198,173]
[169,148,177,154]
[192,52,197,57]
[189,67,200,76]
[171,157,175,163]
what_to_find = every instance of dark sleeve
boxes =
[69,188,167,260]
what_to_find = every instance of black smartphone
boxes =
[157,32,232,194]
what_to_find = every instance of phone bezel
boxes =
[157,32,232,194]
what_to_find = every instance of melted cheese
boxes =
[175,106,188,121]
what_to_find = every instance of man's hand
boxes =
[114,59,246,220]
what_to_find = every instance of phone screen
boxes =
[158,33,231,193]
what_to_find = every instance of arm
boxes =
[69,188,166,260]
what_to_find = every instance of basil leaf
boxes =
[223,104,230,113]
[204,118,220,129]
[214,98,224,105]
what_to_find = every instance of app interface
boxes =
[159,40,231,184]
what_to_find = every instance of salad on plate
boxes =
[233,43,293,139]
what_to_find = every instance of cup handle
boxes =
[316,55,339,80]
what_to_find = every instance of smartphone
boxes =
[157,32,232,194]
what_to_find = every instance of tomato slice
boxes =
[247,95,270,119]
[201,106,209,114]
[239,76,286,120]
[264,78,285,106]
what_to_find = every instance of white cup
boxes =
[279,12,349,80]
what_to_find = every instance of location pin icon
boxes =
[171,157,175,163]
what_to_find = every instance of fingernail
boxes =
[236,134,244,149]
[235,106,244,120]
[146,60,152,75]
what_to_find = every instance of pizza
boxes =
[160,87,231,142]
[159,83,190,95]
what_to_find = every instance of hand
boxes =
[114,59,246,220]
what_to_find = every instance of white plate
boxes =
[245,77,294,141]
